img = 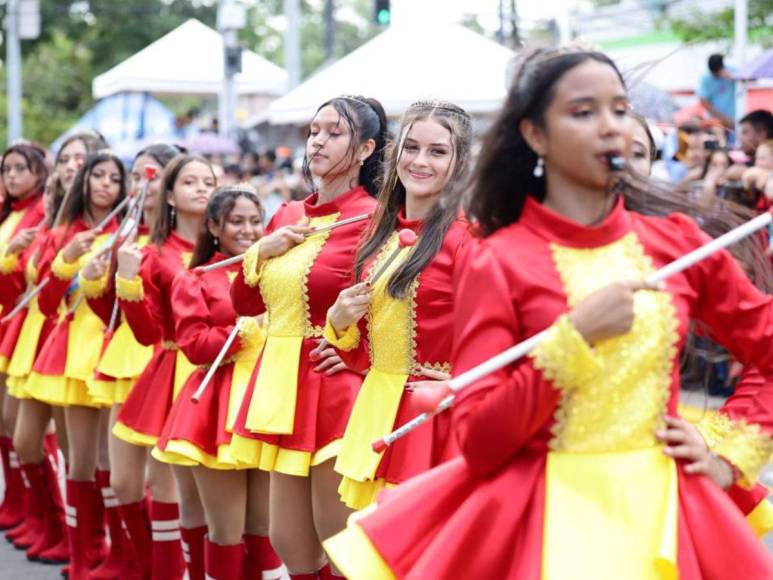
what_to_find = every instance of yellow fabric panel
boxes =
[542,448,678,580]
[0,251,19,274]
[5,375,31,399]
[173,350,196,400]
[227,355,258,433]
[335,368,408,481]
[115,275,144,301]
[65,300,106,381]
[324,507,397,580]
[0,210,24,246]
[97,321,153,379]
[229,435,341,477]
[112,421,158,447]
[747,497,773,538]
[338,476,395,511]
[244,335,303,434]
[25,374,103,408]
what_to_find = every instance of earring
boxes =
[170,207,176,222]
[214,237,219,247]
[359,158,364,166]
[533,157,544,178]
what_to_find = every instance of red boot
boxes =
[244,534,284,580]
[205,538,245,580]
[0,437,27,530]
[149,500,184,580]
[8,463,45,550]
[24,461,66,561]
[119,501,152,580]
[66,479,99,580]
[37,452,70,565]
[91,470,124,579]
[180,526,206,580]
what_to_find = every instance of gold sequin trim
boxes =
[535,233,679,453]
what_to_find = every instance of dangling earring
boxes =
[359,158,364,166]
[170,207,176,225]
[533,157,544,178]
[213,236,219,247]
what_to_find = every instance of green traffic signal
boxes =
[377,8,390,25]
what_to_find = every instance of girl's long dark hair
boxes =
[58,150,127,227]
[302,95,388,197]
[151,154,214,245]
[0,142,48,223]
[469,46,771,291]
[189,184,264,269]
[354,100,473,298]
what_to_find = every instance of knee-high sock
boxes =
[180,525,206,580]
[149,500,184,580]
[205,538,245,580]
[244,534,284,580]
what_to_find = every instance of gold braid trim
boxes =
[696,411,773,487]
[530,314,603,393]
[242,240,265,287]
[116,275,144,302]
[80,272,109,298]
[0,249,19,274]
[51,251,80,280]
[323,316,360,352]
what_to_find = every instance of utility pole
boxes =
[509,0,521,48]
[496,0,504,44]
[6,0,22,144]
[218,0,245,139]
[284,0,301,89]
[734,0,748,123]
[323,0,335,65]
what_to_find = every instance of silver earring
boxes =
[533,157,544,178]
[170,207,176,221]
[214,237,219,247]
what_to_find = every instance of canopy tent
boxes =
[740,48,773,80]
[51,92,177,161]
[92,19,288,99]
[255,22,517,126]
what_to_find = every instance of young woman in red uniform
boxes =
[323,100,473,510]
[4,133,106,566]
[229,95,387,579]
[26,151,125,579]
[81,143,182,578]
[154,184,281,579]
[113,154,216,579]
[0,142,48,536]
[325,48,773,579]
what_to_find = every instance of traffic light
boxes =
[374,0,390,26]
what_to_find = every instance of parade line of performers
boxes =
[1,46,773,580]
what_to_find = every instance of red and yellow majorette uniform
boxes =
[26,219,118,407]
[325,197,773,579]
[153,257,266,469]
[82,225,154,407]
[0,193,46,374]
[229,186,377,475]
[324,213,471,509]
[113,231,197,447]
[0,227,57,400]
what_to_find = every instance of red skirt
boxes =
[155,363,242,469]
[325,451,773,579]
[114,348,178,447]
[230,339,362,476]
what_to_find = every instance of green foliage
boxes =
[0,0,378,146]
[669,0,773,47]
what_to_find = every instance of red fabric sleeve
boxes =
[118,250,163,346]
[334,317,371,373]
[450,245,561,477]
[86,286,117,327]
[171,270,238,366]
[37,252,76,317]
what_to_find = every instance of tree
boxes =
[668,0,773,47]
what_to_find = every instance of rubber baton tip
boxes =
[191,397,200,405]
[371,439,388,453]
[144,165,159,180]
[412,382,452,414]
[398,229,418,247]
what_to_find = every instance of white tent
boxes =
[259,22,517,126]
[92,19,288,99]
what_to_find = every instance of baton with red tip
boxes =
[372,207,773,453]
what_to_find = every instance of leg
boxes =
[311,459,354,577]
[192,467,246,544]
[244,469,283,579]
[13,398,51,464]
[269,471,325,574]
[172,465,206,580]
[64,405,105,579]
[52,406,69,467]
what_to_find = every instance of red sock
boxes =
[180,525,207,580]
[119,500,152,579]
[205,538,245,580]
[150,500,184,580]
[244,534,284,580]
[91,470,125,579]
[66,479,98,580]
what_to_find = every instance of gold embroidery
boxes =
[690,409,773,485]
[535,233,679,453]
[259,214,339,339]
[0,250,19,274]
[116,276,144,302]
